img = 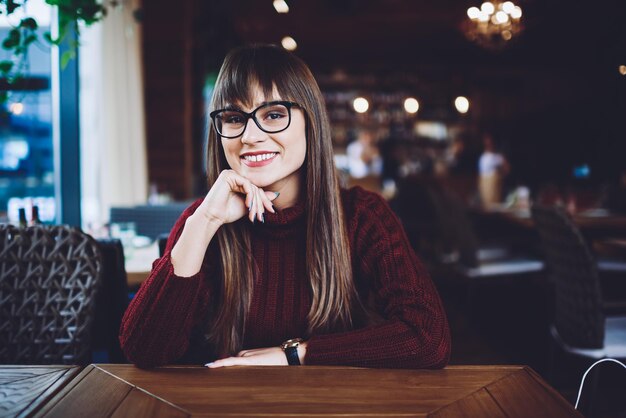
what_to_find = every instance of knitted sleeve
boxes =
[305,187,451,369]
[119,199,212,368]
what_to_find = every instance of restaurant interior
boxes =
[1,0,626,416]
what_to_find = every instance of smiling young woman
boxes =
[119,44,451,370]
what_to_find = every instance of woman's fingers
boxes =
[205,357,248,368]
[263,191,278,213]
[248,185,273,223]
[204,347,288,368]
[256,187,265,222]
[220,170,281,223]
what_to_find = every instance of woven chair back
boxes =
[0,225,102,364]
[429,187,480,267]
[531,205,604,348]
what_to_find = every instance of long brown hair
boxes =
[206,45,356,356]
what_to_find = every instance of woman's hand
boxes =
[170,170,277,276]
[197,170,278,226]
[205,347,287,368]
[205,342,307,368]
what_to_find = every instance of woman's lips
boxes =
[241,152,278,167]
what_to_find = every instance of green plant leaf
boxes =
[6,0,20,14]
[60,49,76,69]
[8,28,21,43]
[1,0,110,104]
[24,34,38,46]
[0,60,14,73]
[19,17,39,30]
[2,39,16,49]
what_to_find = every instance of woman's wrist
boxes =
[297,341,307,365]
[190,207,225,230]
[170,212,221,277]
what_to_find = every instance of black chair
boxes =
[430,187,544,279]
[0,225,102,365]
[93,238,130,363]
[531,205,626,360]
[157,232,169,257]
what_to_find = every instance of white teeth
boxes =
[243,152,276,162]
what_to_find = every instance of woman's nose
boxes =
[241,118,266,144]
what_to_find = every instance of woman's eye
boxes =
[224,114,244,124]
[266,112,285,120]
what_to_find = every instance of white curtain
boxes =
[80,0,148,229]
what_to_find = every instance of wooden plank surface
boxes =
[9,364,581,417]
[0,365,80,418]
[38,365,133,418]
[430,388,504,418]
[97,365,548,417]
[110,388,190,418]
[485,367,583,418]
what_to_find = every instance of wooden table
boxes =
[594,238,626,259]
[1,364,582,417]
[124,242,159,288]
[477,207,626,237]
[0,365,81,418]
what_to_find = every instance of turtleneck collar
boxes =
[251,200,306,238]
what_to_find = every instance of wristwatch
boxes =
[281,338,303,365]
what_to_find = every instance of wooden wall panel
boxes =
[142,0,194,200]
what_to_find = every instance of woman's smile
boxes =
[241,151,279,167]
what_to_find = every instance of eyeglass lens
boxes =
[214,103,291,138]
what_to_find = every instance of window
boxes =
[0,0,55,223]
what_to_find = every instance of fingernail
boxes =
[204,362,213,367]
[261,214,265,223]
[274,192,280,198]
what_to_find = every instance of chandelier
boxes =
[463,1,524,50]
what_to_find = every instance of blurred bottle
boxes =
[148,183,159,205]
[30,205,41,225]
[18,207,28,227]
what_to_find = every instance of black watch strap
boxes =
[284,346,301,365]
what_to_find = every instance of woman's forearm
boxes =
[170,212,222,277]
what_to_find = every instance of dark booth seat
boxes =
[93,238,130,363]
[109,202,192,241]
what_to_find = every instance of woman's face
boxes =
[220,85,307,200]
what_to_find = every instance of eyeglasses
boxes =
[210,101,302,139]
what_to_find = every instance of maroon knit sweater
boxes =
[119,186,450,369]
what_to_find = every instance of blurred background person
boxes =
[478,133,510,208]
[346,128,382,179]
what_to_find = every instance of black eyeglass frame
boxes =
[210,101,302,139]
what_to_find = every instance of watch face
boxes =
[281,338,303,350]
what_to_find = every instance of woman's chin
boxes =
[245,176,274,190]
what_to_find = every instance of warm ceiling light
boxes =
[353,97,369,113]
[510,6,522,19]
[464,1,524,49]
[467,7,480,19]
[481,2,495,15]
[501,1,515,14]
[454,96,470,114]
[619,65,626,75]
[273,0,289,13]
[404,98,419,114]
[281,36,297,51]
[495,11,509,23]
